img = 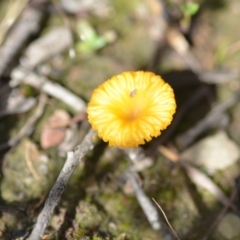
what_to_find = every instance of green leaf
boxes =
[180,2,199,16]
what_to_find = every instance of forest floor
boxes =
[0,0,240,239]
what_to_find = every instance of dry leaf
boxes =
[41,110,70,149]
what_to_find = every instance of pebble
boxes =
[217,213,240,239]
[181,131,240,171]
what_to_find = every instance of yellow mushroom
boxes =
[87,71,176,148]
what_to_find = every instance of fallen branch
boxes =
[126,171,174,240]
[11,67,86,112]
[28,129,96,240]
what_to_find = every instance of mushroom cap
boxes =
[87,71,176,147]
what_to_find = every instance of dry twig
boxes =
[166,27,202,72]
[0,93,47,152]
[126,171,174,240]
[159,146,236,210]
[152,198,181,240]
[199,70,240,84]
[11,67,86,112]
[176,92,240,149]
[28,129,96,240]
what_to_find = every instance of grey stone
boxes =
[181,131,240,170]
[218,213,240,239]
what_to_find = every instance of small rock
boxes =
[181,131,240,171]
[217,213,240,239]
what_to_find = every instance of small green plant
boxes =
[92,233,103,240]
[180,2,199,16]
[180,2,199,31]
[72,228,88,239]
[75,20,116,56]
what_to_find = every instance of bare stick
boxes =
[0,93,47,152]
[126,171,174,240]
[28,129,96,240]
[176,92,240,149]
[11,67,86,112]
[159,146,236,211]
